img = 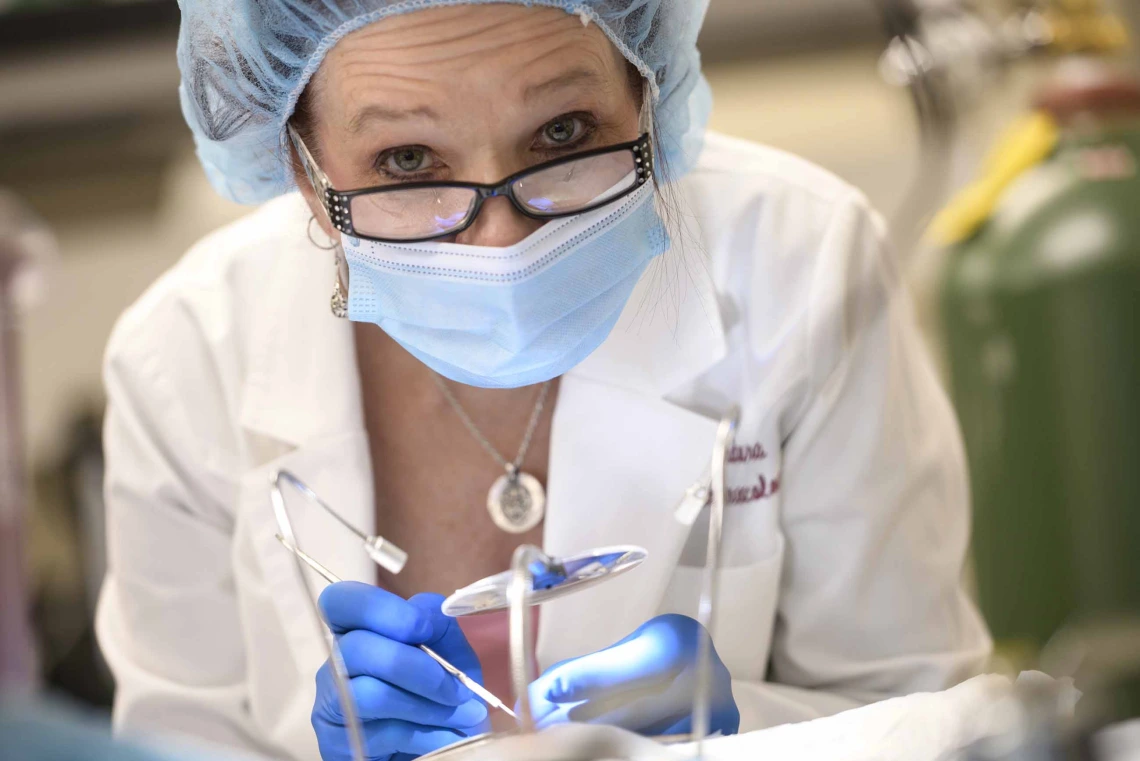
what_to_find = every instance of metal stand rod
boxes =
[692,408,740,754]
[509,544,544,734]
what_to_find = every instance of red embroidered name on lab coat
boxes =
[725,442,778,504]
[727,473,780,505]
[727,442,768,463]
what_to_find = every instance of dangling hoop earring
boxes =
[307,215,338,250]
[308,216,348,319]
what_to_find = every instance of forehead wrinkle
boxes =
[334,44,620,122]
[523,68,606,101]
[332,64,443,127]
[335,5,605,68]
[317,7,631,135]
[511,43,625,102]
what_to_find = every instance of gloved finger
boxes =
[525,653,579,714]
[314,656,478,727]
[530,676,666,731]
[553,682,685,735]
[319,581,432,643]
[361,719,468,758]
[533,631,677,703]
[529,698,579,729]
[314,656,478,724]
[525,675,575,726]
[337,629,474,706]
[350,676,488,729]
[408,594,483,680]
[658,714,694,738]
[557,669,738,737]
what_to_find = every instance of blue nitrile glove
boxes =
[527,614,739,737]
[313,583,491,761]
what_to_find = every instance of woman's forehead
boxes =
[315,5,630,113]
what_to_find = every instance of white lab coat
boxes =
[95,132,991,760]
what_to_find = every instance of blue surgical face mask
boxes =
[341,181,668,388]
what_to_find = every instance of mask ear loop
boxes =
[269,470,367,761]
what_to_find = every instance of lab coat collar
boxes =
[237,194,729,451]
[566,214,729,397]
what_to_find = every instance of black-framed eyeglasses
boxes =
[288,125,654,244]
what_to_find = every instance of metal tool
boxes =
[692,409,738,749]
[269,472,369,761]
[273,470,407,574]
[273,533,517,720]
[441,545,647,617]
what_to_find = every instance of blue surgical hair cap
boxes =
[176,0,713,205]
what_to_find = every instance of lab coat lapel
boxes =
[238,432,377,669]
[537,243,729,667]
[239,197,364,451]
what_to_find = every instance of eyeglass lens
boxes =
[349,186,479,243]
[347,148,638,241]
[512,150,637,215]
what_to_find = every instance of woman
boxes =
[96,2,992,760]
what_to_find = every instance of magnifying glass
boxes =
[441,545,647,617]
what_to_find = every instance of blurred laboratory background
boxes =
[1,0,1138,729]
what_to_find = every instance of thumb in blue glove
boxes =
[312,582,491,761]
[527,614,739,737]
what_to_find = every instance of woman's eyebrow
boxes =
[523,68,605,101]
[347,104,440,134]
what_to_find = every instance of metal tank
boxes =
[941,62,1140,654]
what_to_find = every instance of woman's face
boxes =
[297,4,643,248]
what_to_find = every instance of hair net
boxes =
[177,0,713,205]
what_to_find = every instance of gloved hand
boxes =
[528,614,739,737]
[313,582,490,761]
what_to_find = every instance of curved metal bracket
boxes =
[269,470,368,761]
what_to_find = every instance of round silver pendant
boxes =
[486,472,545,534]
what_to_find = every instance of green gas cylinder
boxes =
[942,67,1140,656]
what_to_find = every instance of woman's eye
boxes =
[381,147,435,175]
[542,117,585,146]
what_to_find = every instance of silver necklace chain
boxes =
[430,373,552,476]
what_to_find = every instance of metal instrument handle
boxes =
[270,470,368,761]
[508,544,547,733]
[692,408,740,754]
